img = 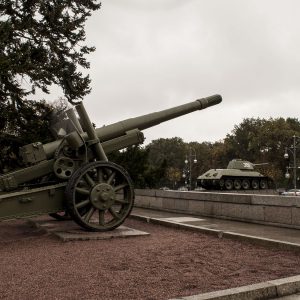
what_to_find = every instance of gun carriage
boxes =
[0,95,222,231]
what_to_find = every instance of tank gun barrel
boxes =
[43,94,222,158]
[253,162,269,166]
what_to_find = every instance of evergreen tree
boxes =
[0,1,100,172]
[109,146,150,188]
[0,99,55,172]
[0,0,101,106]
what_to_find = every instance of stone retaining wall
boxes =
[134,189,300,229]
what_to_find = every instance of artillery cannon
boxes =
[0,95,222,231]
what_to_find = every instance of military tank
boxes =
[197,159,273,190]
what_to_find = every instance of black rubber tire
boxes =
[225,179,233,190]
[241,179,250,190]
[219,179,225,189]
[260,180,268,189]
[251,179,259,190]
[233,179,242,190]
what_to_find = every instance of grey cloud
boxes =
[44,0,300,143]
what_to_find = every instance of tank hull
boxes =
[197,169,273,190]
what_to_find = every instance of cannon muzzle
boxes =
[43,94,221,158]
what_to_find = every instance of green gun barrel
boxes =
[43,94,222,158]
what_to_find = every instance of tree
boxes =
[0,99,56,172]
[109,145,169,189]
[185,141,215,183]
[109,146,150,188]
[166,167,181,189]
[0,1,100,171]
[0,0,101,106]
[146,137,186,169]
[212,117,300,186]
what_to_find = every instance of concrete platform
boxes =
[134,189,300,230]
[28,218,150,242]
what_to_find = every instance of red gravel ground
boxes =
[0,217,300,300]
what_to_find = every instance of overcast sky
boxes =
[75,0,300,144]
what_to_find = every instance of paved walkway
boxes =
[132,207,300,249]
[131,207,300,300]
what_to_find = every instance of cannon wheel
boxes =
[65,161,134,231]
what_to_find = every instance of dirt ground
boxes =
[0,217,300,300]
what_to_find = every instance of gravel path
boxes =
[0,217,300,300]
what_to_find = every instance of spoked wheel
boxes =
[65,161,134,231]
[49,211,71,221]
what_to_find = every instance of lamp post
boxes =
[284,135,300,189]
[182,147,197,190]
[182,169,188,189]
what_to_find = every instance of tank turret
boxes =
[197,159,273,190]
